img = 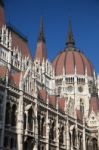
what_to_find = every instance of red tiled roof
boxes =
[9,72,21,88]
[52,50,93,77]
[89,96,99,115]
[10,30,32,59]
[49,95,57,107]
[0,66,7,77]
[76,109,82,121]
[35,41,47,61]
[58,98,65,112]
[0,5,5,27]
[38,89,47,103]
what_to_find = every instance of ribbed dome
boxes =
[52,21,94,77]
[52,49,94,77]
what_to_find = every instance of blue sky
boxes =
[4,0,99,74]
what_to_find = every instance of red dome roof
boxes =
[52,49,94,77]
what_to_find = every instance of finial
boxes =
[38,16,46,43]
[66,20,75,47]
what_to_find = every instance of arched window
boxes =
[11,104,17,126]
[38,115,41,136]
[80,99,84,116]
[41,117,45,136]
[10,138,14,149]
[4,136,9,148]
[28,108,33,131]
[49,121,55,140]
[24,113,26,130]
[59,126,64,144]
[72,128,76,147]
[5,103,11,125]
[69,132,71,147]
[24,141,28,150]
[92,138,98,150]
[79,133,83,150]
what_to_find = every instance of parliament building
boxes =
[0,0,99,150]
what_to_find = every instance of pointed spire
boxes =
[38,17,46,43]
[66,20,75,47]
[35,17,47,61]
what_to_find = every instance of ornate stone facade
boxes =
[0,1,99,150]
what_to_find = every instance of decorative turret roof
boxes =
[66,20,75,48]
[35,17,47,61]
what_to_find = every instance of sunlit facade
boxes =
[0,1,99,150]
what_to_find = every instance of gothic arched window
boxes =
[72,128,76,147]
[10,138,14,149]
[59,126,64,144]
[49,121,55,140]
[5,103,11,125]
[92,138,98,150]
[11,104,17,126]
[24,113,26,130]
[41,117,45,136]
[38,115,41,136]
[4,136,9,148]
[28,108,33,131]
[80,99,84,116]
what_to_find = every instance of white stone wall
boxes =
[97,75,99,97]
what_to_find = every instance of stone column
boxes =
[86,137,89,150]
[46,109,49,150]
[75,119,79,150]
[17,90,24,150]
[83,118,86,150]
[78,133,80,150]
[26,111,28,131]
[33,99,38,150]
[0,71,8,150]
[66,118,70,150]
[8,48,11,70]
[97,126,99,150]
[63,122,66,149]
[70,130,73,150]
[56,115,59,150]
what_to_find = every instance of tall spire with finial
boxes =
[38,17,45,43]
[35,17,47,61]
[66,20,75,47]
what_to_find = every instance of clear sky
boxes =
[4,0,99,74]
